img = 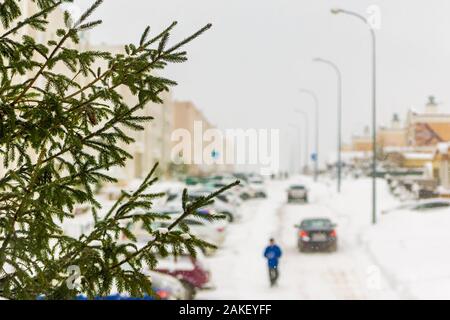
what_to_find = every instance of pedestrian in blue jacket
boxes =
[264,238,282,286]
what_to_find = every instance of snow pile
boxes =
[156,227,169,235]
[180,233,191,240]
[365,208,450,299]
[437,142,449,155]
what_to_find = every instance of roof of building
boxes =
[402,152,434,160]
[383,146,433,153]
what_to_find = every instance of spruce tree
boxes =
[0,0,238,299]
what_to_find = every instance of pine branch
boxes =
[107,180,240,271]
[0,1,62,39]
[10,31,71,106]
[0,0,220,299]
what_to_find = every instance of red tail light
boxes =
[330,230,337,237]
[299,230,308,237]
[156,289,169,300]
[217,227,225,232]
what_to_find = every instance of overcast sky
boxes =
[73,0,450,171]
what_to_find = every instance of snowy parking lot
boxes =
[198,176,450,299]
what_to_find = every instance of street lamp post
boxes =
[294,108,309,172]
[288,123,301,174]
[313,57,342,193]
[299,88,319,182]
[331,7,377,224]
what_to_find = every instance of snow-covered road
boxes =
[198,176,403,299]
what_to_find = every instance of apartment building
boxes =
[377,114,407,149]
[171,101,234,176]
[406,96,450,149]
[86,44,175,182]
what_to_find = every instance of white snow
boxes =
[402,152,434,160]
[198,176,402,299]
[181,233,191,240]
[437,142,449,155]
[61,173,450,299]
[156,227,169,235]
[365,197,450,299]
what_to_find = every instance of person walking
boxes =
[263,238,282,287]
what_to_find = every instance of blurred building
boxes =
[171,101,233,176]
[377,114,407,149]
[351,126,373,152]
[384,150,434,169]
[0,3,90,176]
[405,96,450,149]
[4,4,175,183]
[86,44,175,182]
[4,4,229,183]
[432,143,450,191]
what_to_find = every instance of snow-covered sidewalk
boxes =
[363,188,450,299]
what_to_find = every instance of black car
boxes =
[287,184,308,203]
[295,218,337,252]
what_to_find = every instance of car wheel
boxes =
[223,212,233,223]
[298,243,306,252]
[329,243,337,252]
[240,193,250,200]
[181,281,196,300]
[202,246,216,256]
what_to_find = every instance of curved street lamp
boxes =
[298,88,319,182]
[294,108,310,172]
[313,57,342,193]
[288,123,302,174]
[331,7,377,224]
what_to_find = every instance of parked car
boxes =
[165,189,242,222]
[60,271,187,300]
[417,188,438,199]
[219,191,243,208]
[248,177,267,198]
[125,207,228,252]
[295,218,337,252]
[287,184,308,203]
[74,294,155,300]
[147,271,190,300]
[201,183,243,208]
[211,180,255,201]
[382,198,450,214]
[154,215,227,250]
[155,250,213,299]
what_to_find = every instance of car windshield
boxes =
[291,185,305,190]
[217,195,229,203]
[166,193,178,202]
[414,201,450,210]
[188,195,201,201]
[183,219,205,226]
[160,210,182,216]
[301,219,332,229]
